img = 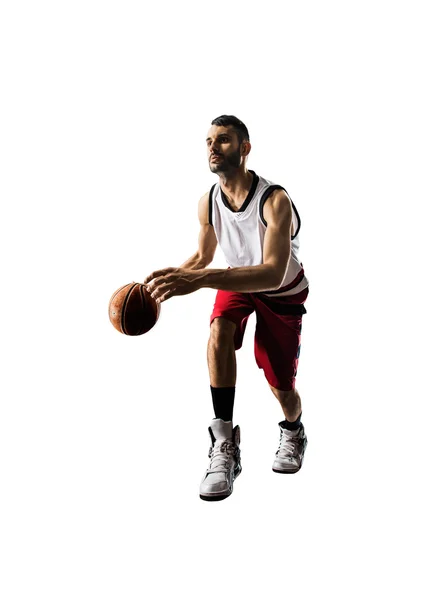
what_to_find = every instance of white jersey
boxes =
[209,170,309,298]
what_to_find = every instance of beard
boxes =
[209,147,242,173]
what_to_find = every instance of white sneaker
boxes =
[272,422,307,474]
[199,419,241,501]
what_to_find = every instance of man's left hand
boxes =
[143,268,205,303]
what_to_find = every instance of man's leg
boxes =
[207,317,237,421]
[207,317,237,387]
[200,317,241,501]
[251,295,308,473]
[268,384,302,423]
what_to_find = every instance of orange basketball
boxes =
[108,282,161,336]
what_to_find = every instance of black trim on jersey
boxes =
[259,185,301,240]
[208,184,216,226]
[219,170,259,213]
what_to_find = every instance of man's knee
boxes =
[210,317,237,343]
[269,382,299,398]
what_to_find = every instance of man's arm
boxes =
[179,191,218,270]
[200,189,292,293]
[144,189,292,301]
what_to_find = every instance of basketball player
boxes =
[144,115,309,501]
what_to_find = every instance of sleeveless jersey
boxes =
[208,170,309,298]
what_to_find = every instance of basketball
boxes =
[108,282,161,336]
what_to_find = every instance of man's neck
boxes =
[218,170,254,208]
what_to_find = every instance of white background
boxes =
[1,1,441,598]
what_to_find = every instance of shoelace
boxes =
[207,440,236,473]
[276,431,302,458]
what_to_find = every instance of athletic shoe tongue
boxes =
[210,418,233,441]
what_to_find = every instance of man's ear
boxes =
[242,140,252,157]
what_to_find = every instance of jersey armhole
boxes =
[258,185,301,240]
[208,184,216,226]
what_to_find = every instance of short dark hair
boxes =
[211,115,250,145]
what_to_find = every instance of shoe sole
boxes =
[199,465,242,502]
[272,467,301,474]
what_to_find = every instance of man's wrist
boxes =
[197,268,223,289]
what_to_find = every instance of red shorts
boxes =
[209,287,309,391]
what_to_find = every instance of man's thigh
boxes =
[210,290,255,350]
[253,299,304,390]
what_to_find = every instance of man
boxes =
[144,115,309,501]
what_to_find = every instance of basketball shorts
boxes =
[209,286,309,391]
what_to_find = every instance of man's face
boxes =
[206,125,243,173]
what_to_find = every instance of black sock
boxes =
[210,386,235,421]
[281,413,302,430]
